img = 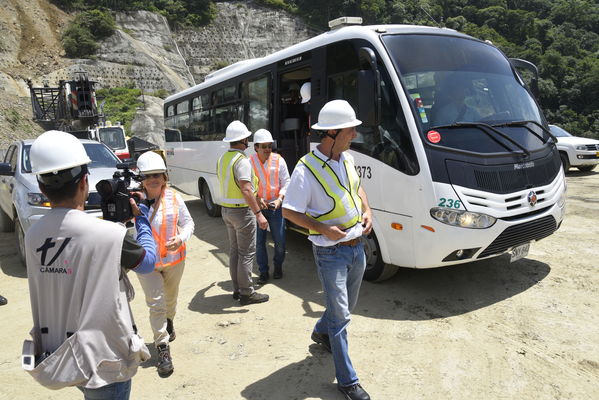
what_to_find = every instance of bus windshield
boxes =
[383,34,547,153]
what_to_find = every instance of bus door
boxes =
[275,59,312,171]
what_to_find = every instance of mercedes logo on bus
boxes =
[527,190,538,207]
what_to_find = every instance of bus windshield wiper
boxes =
[429,122,531,156]
[491,120,556,144]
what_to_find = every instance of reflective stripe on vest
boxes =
[152,188,186,268]
[298,152,363,235]
[250,153,281,202]
[217,151,251,208]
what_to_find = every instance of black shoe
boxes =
[311,331,332,353]
[233,290,240,300]
[273,266,283,279]
[156,344,174,377]
[166,318,176,342]
[338,383,370,400]
[257,272,269,285]
[239,292,269,305]
[0,295,6,306]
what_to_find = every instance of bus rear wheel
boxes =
[361,231,398,282]
[200,181,221,217]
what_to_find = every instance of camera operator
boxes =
[22,130,156,400]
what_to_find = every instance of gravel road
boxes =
[1,171,598,400]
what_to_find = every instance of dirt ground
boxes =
[0,170,598,400]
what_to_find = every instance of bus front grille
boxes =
[447,153,561,194]
[478,215,557,258]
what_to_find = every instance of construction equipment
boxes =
[27,72,100,133]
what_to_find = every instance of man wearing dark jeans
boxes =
[283,100,372,400]
[249,129,290,284]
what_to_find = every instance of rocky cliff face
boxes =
[0,0,317,150]
[175,2,319,82]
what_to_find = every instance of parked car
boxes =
[550,124,599,172]
[0,139,122,264]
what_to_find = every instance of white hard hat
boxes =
[300,82,311,104]
[223,120,252,142]
[31,130,91,175]
[137,151,166,174]
[311,100,362,131]
[253,129,273,144]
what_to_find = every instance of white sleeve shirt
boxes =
[283,148,363,247]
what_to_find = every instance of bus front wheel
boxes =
[200,181,221,217]
[361,231,398,282]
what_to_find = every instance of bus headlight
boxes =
[27,193,51,207]
[430,208,496,229]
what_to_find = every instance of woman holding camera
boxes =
[135,151,194,378]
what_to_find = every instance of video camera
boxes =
[96,161,145,223]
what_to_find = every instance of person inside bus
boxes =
[249,129,291,284]
[430,73,481,127]
[300,82,312,134]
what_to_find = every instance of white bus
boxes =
[163,21,566,281]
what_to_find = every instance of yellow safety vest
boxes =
[298,152,363,235]
[217,150,258,208]
[250,153,281,202]
[152,188,186,268]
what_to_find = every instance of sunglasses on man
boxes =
[258,143,272,149]
[144,173,163,179]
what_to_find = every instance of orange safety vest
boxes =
[151,188,186,268]
[250,153,281,202]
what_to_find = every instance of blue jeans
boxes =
[80,380,131,400]
[256,207,286,274]
[312,242,366,387]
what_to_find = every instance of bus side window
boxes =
[326,39,419,175]
[246,75,269,132]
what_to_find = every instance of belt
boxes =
[338,238,360,247]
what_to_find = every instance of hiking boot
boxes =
[233,290,240,300]
[239,292,269,305]
[337,383,371,400]
[257,272,269,285]
[166,318,176,342]
[273,266,283,279]
[311,331,332,353]
[156,344,174,377]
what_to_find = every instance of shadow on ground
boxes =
[241,346,340,400]
[184,196,551,321]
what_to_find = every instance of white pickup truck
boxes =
[550,125,599,172]
[0,139,122,264]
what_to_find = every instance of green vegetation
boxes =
[290,0,599,138]
[96,85,144,134]
[6,109,21,128]
[53,0,598,137]
[51,0,216,28]
[62,10,116,58]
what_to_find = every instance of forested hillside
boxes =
[51,0,598,138]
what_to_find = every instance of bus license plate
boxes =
[510,243,530,262]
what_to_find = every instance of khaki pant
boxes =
[221,207,256,296]
[136,261,185,346]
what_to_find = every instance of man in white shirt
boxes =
[283,100,372,400]
[250,129,291,284]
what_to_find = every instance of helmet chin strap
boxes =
[322,129,341,168]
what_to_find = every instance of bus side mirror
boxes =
[509,58,539,99]
[358,47,381,127]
